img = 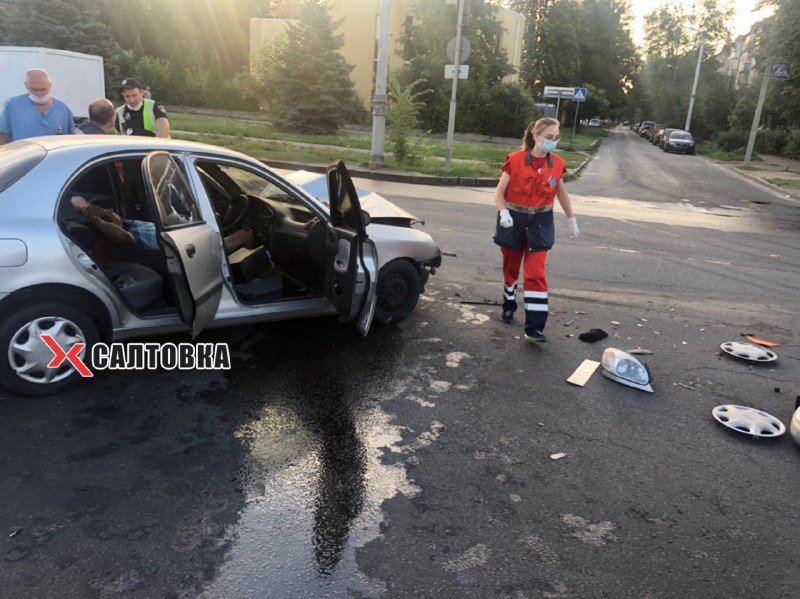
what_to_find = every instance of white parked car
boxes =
[588,119,602,128]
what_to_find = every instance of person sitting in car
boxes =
[70,195,254,253]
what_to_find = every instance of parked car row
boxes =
[631,121,695,155]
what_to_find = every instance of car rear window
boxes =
[0,141,46,193]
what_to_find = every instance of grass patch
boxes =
[173,112,593,172]
[766,178,800,188]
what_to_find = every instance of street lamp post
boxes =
[685,39,705,132]
[369,0,392,169]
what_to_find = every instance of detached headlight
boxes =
[601,347,653,392]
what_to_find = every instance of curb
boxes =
[259,159,500,187]
[731,166,800,200]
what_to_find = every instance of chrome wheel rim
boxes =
[8,317,87,385]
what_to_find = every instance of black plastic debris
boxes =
[578,328,609,343]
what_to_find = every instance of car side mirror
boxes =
[362,211,371,227]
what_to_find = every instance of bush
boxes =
[716,129,747,152]
[755,129,788,156]
[388,77,431,165]
[785,130,800,160]
[479,83,538,138]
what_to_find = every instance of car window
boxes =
[671,132,691,140]
[145,153,203,229]
[215,164,299,204]
[0,141,46,193]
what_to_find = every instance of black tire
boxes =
[0,302,100,396]
[374,260,421,324]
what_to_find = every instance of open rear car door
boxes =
[142,151,223,337]
[325,161,378,336]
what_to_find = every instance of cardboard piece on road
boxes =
[741,334,781,348]
[567,359,601,387]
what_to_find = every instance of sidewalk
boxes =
[712,154,800,200]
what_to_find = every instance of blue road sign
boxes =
[771,61,791,81]
[572,87,587,102]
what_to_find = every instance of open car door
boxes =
[142,152,223,338]
[325,161,378,336]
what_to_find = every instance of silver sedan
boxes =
[0,136,441,396]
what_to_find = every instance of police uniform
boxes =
[116,97,168,137]
[494,149,567,335]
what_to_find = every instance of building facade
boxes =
[250,0,525,103]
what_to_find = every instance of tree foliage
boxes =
[259,0,363,132]
[399,0,518,134]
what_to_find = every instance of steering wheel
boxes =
[220,193,249,234]
[198,168,249,235]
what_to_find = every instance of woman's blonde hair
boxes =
[522,117,560,151]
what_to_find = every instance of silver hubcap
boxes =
[8,317,87,385]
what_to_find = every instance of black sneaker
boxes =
[525,330,548,343]
[501,309,514,323]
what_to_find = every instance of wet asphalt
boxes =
[1,129,800,598]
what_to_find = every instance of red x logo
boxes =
[40,334,93,378]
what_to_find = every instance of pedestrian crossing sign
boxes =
[572,87,587,102]
[771,61,791,81]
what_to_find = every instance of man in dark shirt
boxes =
[77,99,117,134]
[115,78,170,138]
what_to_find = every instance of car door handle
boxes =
[185,243,196,258]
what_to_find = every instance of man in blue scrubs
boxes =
[0,69,75,144]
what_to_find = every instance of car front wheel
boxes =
[374,260,421,324]
[0,303,99,396]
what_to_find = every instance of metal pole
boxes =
[685,39,704,132]
[555,95,561,121]
[744,62,770,167]
[445,0,465,170]
[369,0,392,168]
[570,101,579,150]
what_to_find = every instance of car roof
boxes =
[26,135,258,163]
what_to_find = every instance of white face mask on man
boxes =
[29,93,51,105]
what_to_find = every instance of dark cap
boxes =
[119,78,144,91]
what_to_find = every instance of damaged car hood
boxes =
[285,170,424,226]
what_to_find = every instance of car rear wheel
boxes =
[0,303,99,396]
[374,260,421,324]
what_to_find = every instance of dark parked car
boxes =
[658,128,678,149]
[663,130,695,154]
[639,121,655,137]
[648,124,667,143]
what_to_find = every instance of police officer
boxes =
[493,117,580,343]
[116,78,170,138]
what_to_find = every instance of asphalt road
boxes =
[1,128,799,598]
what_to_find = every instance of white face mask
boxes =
[29,93,51,105]
[126,101,143,111]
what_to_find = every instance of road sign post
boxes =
[569,87,587,150]
[543,86,574,122]
[445,0,466,170]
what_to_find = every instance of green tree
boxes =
[577,0,638,114]
[261,0,360,132]
[644,3,690,60]
[388,77,430,164]
[0,0,119,95]
[399,0,514,133]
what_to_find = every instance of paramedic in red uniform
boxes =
[493,117,579,343]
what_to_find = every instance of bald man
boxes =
[0,69,75,145]
[77,99,117,134]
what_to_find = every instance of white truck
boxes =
[0,46,105,119]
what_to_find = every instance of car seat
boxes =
[104,261,164,311]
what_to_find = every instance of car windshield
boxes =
[218,164,296,202]
[671,132,692,140]
[0,141,46,193]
